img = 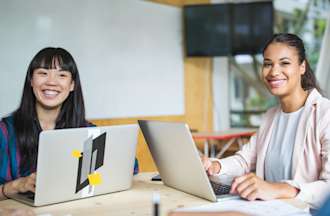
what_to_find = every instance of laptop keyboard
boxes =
[210,180,231,195]
[19,191,35,200]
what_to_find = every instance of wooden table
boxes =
[0,173,210,216]
[0,173,307,216]
[193,129,256,158]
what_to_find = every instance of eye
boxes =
[58,72,71,78]
[280,62,290,66]
[263,62,272,67]
[36,70,47,76]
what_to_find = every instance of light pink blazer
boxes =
[217,89,330,208]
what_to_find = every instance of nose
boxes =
[269,64,281,77]
[45,71,58,85]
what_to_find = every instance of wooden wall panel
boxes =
[184,0,210,5]
[147,0,184,7]
[184,57,213,132]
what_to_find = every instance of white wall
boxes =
[316,14,330,97]
[0,0,184,119]
[213,57,230,130]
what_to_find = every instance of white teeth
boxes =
[270,80,284,84]
[268,79,286,88]
[43,90,59,96]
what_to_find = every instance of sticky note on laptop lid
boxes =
[72,150,82,158]
[88,172,103,186]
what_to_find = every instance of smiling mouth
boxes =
[42,90,60,98]
[267,79,286,88]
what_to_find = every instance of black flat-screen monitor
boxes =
[184,1,273,56]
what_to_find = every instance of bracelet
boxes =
[1,183,9,199]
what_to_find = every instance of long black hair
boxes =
[262,33,321,92]
[10,47,88,173]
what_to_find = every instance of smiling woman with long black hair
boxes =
[0,48,139,199]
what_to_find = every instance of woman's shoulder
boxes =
[0,115,14,144]
[317,96,330,110]
[1,115,14,122]
[311,91,330,120]
[316,97,330,128]
[307,88,330,109]
[0,115,14,132]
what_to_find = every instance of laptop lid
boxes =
[138,120,217,202]
[12,124,138,206]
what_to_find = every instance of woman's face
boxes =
[31,66,74,110]
[262,42,305,97]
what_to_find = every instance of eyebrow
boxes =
[263,57,291,62]
[279,57,291,61]
[38,67,67,72]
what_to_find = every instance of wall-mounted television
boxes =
[184,1,273,57]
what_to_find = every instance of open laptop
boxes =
[10,124,138,206]
[138,120,239,202]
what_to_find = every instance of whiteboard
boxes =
[0,0,184,119]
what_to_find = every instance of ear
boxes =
[70,80,75,92]
[300,60,306,76]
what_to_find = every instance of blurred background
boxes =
[0,0,329,171]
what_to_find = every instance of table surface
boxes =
[192,128,256,140]
[0,173,307,216]
[0,173,210,216]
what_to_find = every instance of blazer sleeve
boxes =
[211,134,258,177]
[285,107,330,208]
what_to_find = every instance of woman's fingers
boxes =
[230,173,255,194]
[29,173,36,180]
[201,156,211,169]
[230,173,278,201]
[236,177,255,195]
[20,174,36,192]
[238,181,257,200]
[244,189,258,201]
[27,174,36,192]
[201,156,214,175]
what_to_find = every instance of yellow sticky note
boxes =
[71,150,82,158]
[88,172,102,186]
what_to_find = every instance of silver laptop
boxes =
[138,120,239,202]
[11,124,138,206]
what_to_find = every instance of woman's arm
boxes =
[201,134,259,177]
[0,120,36,200]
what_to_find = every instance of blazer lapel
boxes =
[291,106,312,177]
[291,89,320,178]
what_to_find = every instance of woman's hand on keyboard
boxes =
[201,156,221,176]
[5,173,36,195]
[12,173,36,193]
